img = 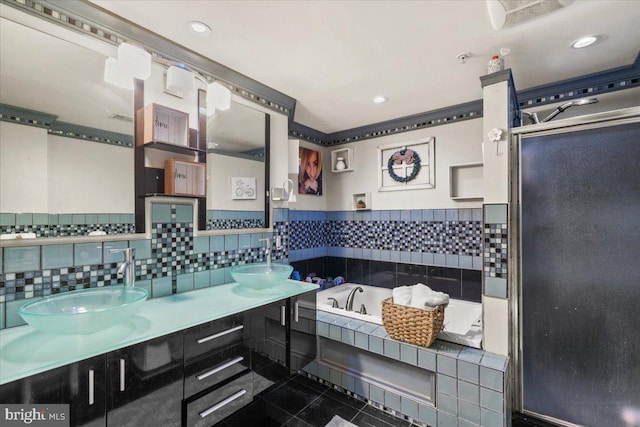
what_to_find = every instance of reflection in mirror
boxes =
[206,101,269,230]
[0,15,134,238]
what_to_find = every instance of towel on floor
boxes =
[325,415,358,427]
[392,285,413,306]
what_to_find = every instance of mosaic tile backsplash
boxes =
[0,205,493,330]
[0,204,288,330]
[289,208,484,271]
[290,209,482,254]
[0,212,134,237]
[483,204,509,299]
[206,209,266,230]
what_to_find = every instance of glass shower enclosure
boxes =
[514,108,640,427]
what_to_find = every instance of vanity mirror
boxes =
[206,101,270,230]
[0,13,134,239]
[0,2,272,239]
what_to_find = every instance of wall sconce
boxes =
[165,65,195,98]
[104,42,151,89]
[206,81,231,116]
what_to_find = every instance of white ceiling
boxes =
[52,1,640,133]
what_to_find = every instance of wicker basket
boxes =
[381,297,445,347]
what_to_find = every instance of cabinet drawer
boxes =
[184,342,250,398]
[185,372,253,427]
[184,314,245,362]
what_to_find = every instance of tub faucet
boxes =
[110,248,135,287]
[327,298,341,309]
[345,286,363,311]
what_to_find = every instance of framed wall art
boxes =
[377,137,435,191]
[298,147,323,196]
[231,177,257,200]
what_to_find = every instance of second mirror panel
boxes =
[206,101,269,230]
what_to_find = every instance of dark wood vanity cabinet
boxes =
[182,313,253,427]
[106,331,184,427]
[0,294,316,427]
[0,355,107,427]
[250,290,318,376]
[289,290,318,374]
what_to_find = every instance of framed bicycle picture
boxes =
[231,177,257,200]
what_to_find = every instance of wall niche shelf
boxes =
[142,141,205,157]
[134,80,207,232]
[352,192,371,210]
[449,162,484,200]
[331,147,354,172]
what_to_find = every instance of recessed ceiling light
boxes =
[571,36,598,49]
[372,95,387,104]
[188,21,211,37]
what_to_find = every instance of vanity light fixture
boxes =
[188,21,212,37]
[571,35,598,49]
[104,57,133,90]
[372,95,388,104]
[206,81,231,116]
[104,42,151,89]
[117,43,151,79]
[165,65,195,98]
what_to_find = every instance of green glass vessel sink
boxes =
[230,263,293,290]
[19,286,149,335]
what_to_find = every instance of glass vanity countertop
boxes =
[0,280,318,385]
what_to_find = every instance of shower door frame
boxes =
[509,106,640,426]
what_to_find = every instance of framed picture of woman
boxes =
[298,147,323,195]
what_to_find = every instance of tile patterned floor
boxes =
[213,356,543,427]
[215,373,415,427]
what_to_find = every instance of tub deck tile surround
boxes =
[308,310,509,427]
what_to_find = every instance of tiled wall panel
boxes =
[0,212,134,237]
[290,209,483,271]
[483,204,509,299]
[0,204,290,330]
[308,311,510,427]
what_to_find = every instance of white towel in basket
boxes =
[393,283,449,309]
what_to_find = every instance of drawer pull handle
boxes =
[119,359,126,391]
[88,369,95,405]
[280,306,286,327]
[197,325,244,344]
[199,389,247,418]
[196,356,244,381]
[294,302,299,323]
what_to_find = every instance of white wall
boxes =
[0,122,48,212]
[47,135,133,213]
[317,118,484,211]
[207,155,264,211]
[0,121,133,214]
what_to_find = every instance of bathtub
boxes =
[318,283,483,349]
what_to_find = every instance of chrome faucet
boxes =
[259,237,272,268]
[327,298,341,308]
[110,248,135,287]
[345,286,363,311]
